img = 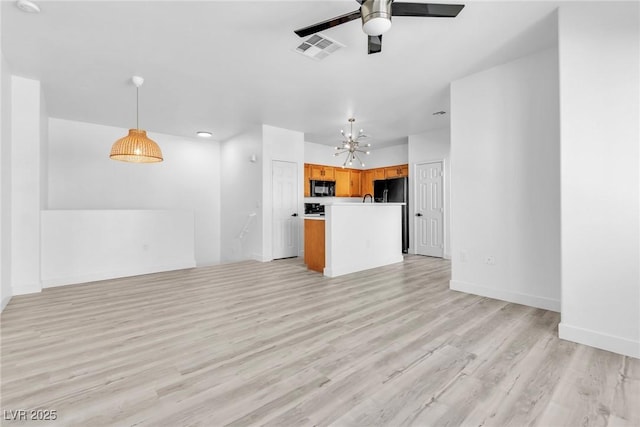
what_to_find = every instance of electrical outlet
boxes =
[485,256,495,265]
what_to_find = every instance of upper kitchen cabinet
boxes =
[335,169,350,197]
[350,170,361,197]
[362,170,374,196]
[310,164,335,180]
[373,168,386,180]
[385,164,409,178]
[335,169,362,197]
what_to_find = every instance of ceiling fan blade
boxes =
[391,3,465,17]
[368,35,382,54]
[294,9,362,38]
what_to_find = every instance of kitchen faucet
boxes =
[362,194,373,203]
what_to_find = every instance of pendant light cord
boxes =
[136,86,139,130]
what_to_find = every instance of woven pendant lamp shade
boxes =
[110,129,163,163]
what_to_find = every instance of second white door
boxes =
[415,161,444,258]
[272,160,299,259]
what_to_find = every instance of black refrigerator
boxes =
[374,177,409,253]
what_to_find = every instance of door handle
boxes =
[291,213,298,217]
[415,213,423,217]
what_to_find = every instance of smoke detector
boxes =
[295,33,344,61]
[16,0,40,13]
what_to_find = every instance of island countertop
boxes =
[320,201,406,206]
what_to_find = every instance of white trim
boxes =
[559,322,640,359]
[253,253,271,263]
[450,279,560,312]
[413,159,447,259]
[11,282,41,296]
[41,260,196,288]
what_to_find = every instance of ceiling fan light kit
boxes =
[294,0,464,54]
[334,118,371,168]
[109,76,163,163]
[361,0,392,36]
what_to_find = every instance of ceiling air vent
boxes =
[295,33,344,61]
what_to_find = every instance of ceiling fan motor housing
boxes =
[361,0,393,36]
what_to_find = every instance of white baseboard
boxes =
[559,322,640,358]
[11,282,42,296]
[41,260,197,288]
[443,252,452,260]
[450,279,560,312]
[253,253,271,263]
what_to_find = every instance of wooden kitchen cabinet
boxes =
[373,167,386,180]
[361,170,374,196]
[303,164,310,197]
[350,170,361,197]
[304,163,407,198]
[385,164,409,178]
[310,164,335,180]
[335,168,362,197]
[304,219,325,273]
[335,168,350,197]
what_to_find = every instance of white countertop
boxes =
[322,202,406,206]
[304,215,325,221]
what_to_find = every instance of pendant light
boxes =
[110,76,163,163]
[334,117,371,168]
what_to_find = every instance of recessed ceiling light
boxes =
[16,0,40,13]
[196,131,212,138]
[432,111,447,116]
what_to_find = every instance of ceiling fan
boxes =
[294,0,464,54]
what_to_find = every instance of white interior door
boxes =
[415,161,444,257]
[272,160,298,259]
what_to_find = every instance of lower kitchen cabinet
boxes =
[304,219,325,273]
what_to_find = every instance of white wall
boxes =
[48,118,221,266]
[263,124,305,261]
[304,140,408,169]
[41,210,195,287]
[324,204,404,277]
[408,127,451,257]
[10,76,46,296]
[558,2,639,358]
[0,51,12,310]
[450,47,561,312]
[220,126,263,263]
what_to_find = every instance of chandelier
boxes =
[334,118,371,168]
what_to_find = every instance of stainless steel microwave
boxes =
[310,180,335,197]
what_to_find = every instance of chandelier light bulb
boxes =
[366,151,371,155]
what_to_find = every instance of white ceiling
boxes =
[1,0,560,148]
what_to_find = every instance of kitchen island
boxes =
[304,202,404,277]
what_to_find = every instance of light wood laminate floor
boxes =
[1,256,638,426]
